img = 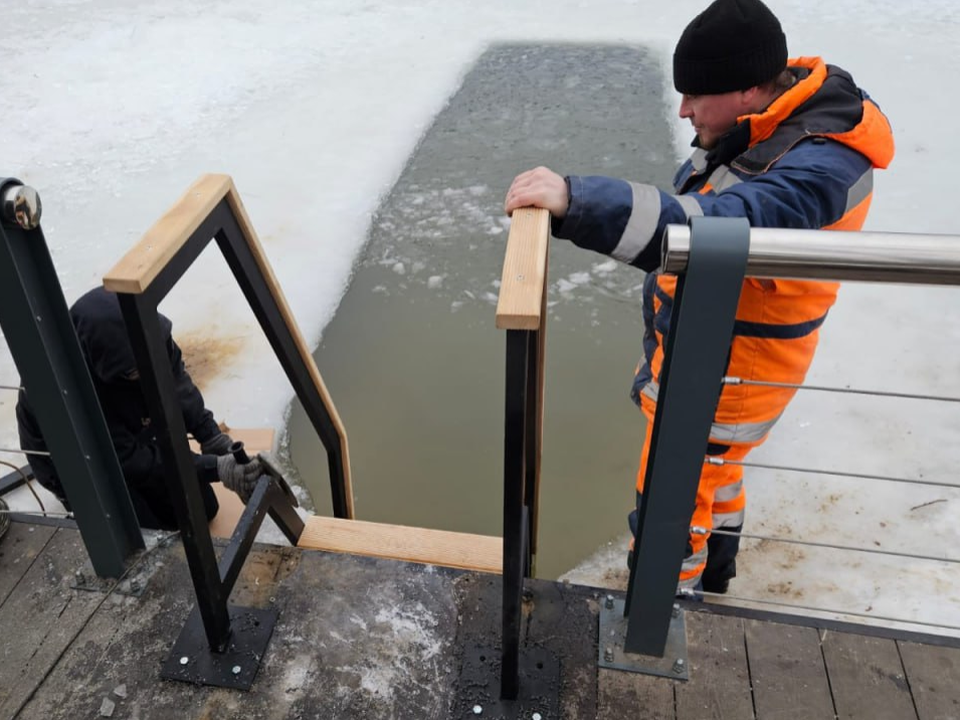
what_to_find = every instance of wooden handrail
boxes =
[298,516,503,574]
[495,208,551,330]
[103,174,354,518]
[495,206,551,698]
[104,175,233,295]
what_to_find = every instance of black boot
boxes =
[701,524,741,594]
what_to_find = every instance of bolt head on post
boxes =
[0,182,41,230]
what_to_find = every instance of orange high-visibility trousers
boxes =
[635,420,750,590]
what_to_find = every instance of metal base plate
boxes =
[160,604,278,690]
[457,646,560,719]
[598,598,689,681]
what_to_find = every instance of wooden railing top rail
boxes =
[103,173,354,518]
[495,208,551,330]
[104,174,234,295]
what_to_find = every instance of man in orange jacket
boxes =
[504,0,894,594]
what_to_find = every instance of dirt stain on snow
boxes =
[179,333,246,391]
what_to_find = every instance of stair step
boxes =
[298,516,502,574]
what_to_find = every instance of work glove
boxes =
[217,454,263,504]
[201,432,234,456]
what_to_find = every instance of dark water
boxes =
[286,43,677,579]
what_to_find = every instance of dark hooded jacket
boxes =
[16,287,221,528]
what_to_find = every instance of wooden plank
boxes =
[187,427,275,458]
[598,667,674,719]
[0,528,103,720]
[189,427,276,539]
[103,174,232,295]
[676,611,754,720]
[529,251,547,554]
[298,516,502,573]
[745,619,834,719]
[821,630,917,720]
[495,207,550,330]
[898,640,960,720]
[0,522,56,607]
[15,542,304,720]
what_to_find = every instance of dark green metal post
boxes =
[0,179,143,577]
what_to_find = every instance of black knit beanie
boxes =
[673,0,787,95]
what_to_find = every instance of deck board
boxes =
[897,640,960,720]
[745,619,835,719]
[597,667,674,719]
[0,522,55,607]
[16,540,301,720]
[676,612,754,720]
[0,528,103,720]
[821,630,918,720]
[7,521,960,719]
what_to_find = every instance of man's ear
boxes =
[740,86,764,112]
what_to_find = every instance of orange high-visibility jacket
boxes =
[552,57,895,445]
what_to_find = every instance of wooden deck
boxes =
[2,520,959,719]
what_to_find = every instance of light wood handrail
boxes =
[103,174,354,518]
[495,208,551,330]
[298,516,503,574]
[495,206,550,558]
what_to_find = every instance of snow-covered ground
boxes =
[2,0,959,634]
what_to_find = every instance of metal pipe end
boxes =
[1,182,42,229]
[662,223,691,274]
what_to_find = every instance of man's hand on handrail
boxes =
[504,166,568,219]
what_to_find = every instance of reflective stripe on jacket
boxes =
[553,57,895,446]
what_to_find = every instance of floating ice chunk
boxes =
[392,262,406,275]
[427,275,444,289]
[412,261,426,274]
[568,272,591,285]
[451,301,464,312]
[556,278,577,293]
[371,285,388,294]
[487,226,504,235]
[593,259,617,274]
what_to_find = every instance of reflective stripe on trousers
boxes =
[635,421,750,590]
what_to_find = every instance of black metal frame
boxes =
[0,179,144,577]
[116,197,342,685]
[158,476,302,690]
[500,328,542,699]
[623,216,750,656]
[0,465,33,496]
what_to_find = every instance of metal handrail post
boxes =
[495,208,550,701]
[117,291,232,650]
[212,218,351,518]
[624,216,750,656]
[501,328,532,699]
[0,179,143,578]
